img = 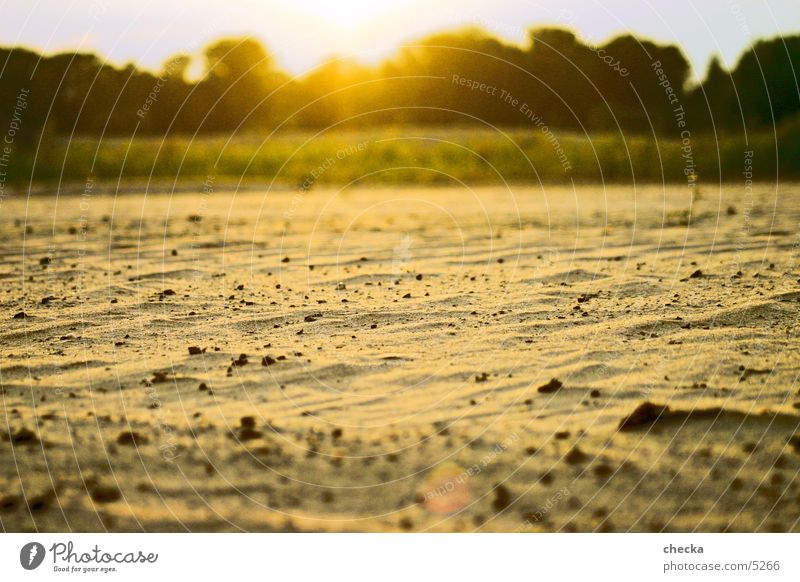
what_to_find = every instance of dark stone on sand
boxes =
[689,269,703,279]
[281,257,290,263]
[240,416,256,429]
[537,378,563,394]
[331,428,343,439]
[116,431,148,446]
[161,289,176,296]
[233,354,248,366]
[788,435,800,454]
[415,274,423,280]
[7,427,39,445]
[12,311,29,319]
[492,484,512,512]
[262,356,277,366]
[590,389,601,398]
[554,431,570,440]
[90,485,122,503]
[238,428,262,441]
[593,463,613,478]
[151,371,170,383]
[0,495,19,512]
[188,346,203,355]
[564,446,590,465]
[402,293,411,299]
[618,402,670,431]
[198,383,209,391]
[29,491,54,512]
[304,314,319,322]
[40,257,51,265]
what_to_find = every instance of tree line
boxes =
[0,27,797,143]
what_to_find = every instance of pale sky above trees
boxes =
[1,0,798,80]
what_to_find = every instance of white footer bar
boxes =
[1,534,797,581]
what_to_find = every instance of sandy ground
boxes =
[1,183,799,532]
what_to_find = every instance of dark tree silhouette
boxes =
[0,28,796,145]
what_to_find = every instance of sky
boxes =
[0,0,798,80]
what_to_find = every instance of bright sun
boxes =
[279,0,417,29]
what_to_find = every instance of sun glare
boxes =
[278,0,417,29]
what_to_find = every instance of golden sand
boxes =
[1,184,799,532]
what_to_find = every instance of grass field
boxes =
[6,122,800,187]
